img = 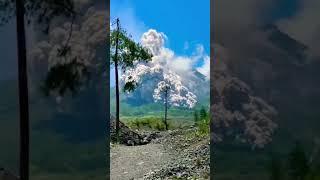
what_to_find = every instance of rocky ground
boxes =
[143,129,210,180]
[111,141,169,180]
[110,118,210,180]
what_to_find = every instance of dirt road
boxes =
[110,143,171,180]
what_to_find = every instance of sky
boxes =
[110,0,210,86]
[0,0,317,83]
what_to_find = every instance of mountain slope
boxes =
[110,69,209,111]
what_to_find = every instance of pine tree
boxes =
[200,106,207,120]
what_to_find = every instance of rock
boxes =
[110,115,151,146]
[127,140,134,146]
[143,128,210,179]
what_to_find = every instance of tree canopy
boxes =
[110,26,152,92]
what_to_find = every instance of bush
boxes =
[197,118,210,135]
[199,106,208,120]
[154,120,166,131]
[193,107,210,136]
[126,117,168,131]
[194,108,210,136]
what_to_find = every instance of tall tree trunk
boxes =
[114,18,120,142]
[164,88,168,130]
[15,0,29,179]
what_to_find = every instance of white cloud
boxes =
[171,56,193,73]
[140,29,210,79]
[197,55,210,79]
[111,2,210,82]
[140,29,167,55]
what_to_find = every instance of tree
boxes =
[162,84,170,130]
[122,67,198,131]
[15,1,29,179]
[200,106,207,120]
[27,6,106,97]
[110,18,152,142]
[1,1,81,179]
[152,71,197,130]
[194,110,199,124]
[157,84,170,130]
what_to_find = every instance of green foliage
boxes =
[193,107,210,136]
[41,58,90,96]
[110,25,153,92]
[199,106,208,120]
[197,117,210,136]
[123,81,136,92]
[110,29,152,68]
[126,117,168,131]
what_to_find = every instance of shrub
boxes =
[195,109,210,136]
[199,106,208,120]
[197,118,210,135]
[126,116,168,131]
[154,121,166,131]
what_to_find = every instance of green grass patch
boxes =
[126,116,168,131]
[196,118,210,136]
[123,115,194,131]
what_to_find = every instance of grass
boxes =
[196,118,210,136]
[126,116,168,131]
[124,115,194,131]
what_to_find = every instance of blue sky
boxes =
[111,0,210,54]
[110,0,210,86]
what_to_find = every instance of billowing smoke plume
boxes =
[211,43,278,148]
[153,71,197,108]
[121,29,203,108]
[123,65,197,108]
[139,29,209,79]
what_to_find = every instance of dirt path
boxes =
[110,143,171,180]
